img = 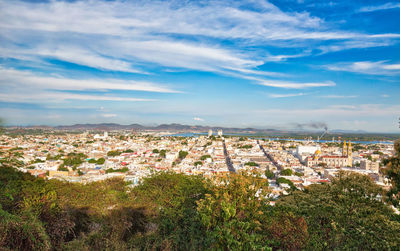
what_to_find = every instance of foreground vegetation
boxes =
[0,170,399,250]
[1,140,400,250]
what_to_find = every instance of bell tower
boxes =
[347,141,352,166]
[342,140,347,157]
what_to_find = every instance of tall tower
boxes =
[342,140,347,157]
[347,141,352,166]
[208,129,213,137]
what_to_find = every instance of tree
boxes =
[159,150,166,158]
[107,150,121,157]
[88,158,96,164]
[96,158,105,165]
[200,154,212,160]
[197,173,271,250]
[382,138,400,208]
[196,172,307,250]
[244,161,258,167]
[265,169,274,179]
[133,172,211,250]
[178,150,188,159]
[280,169,293,176]
[277,171,400,249]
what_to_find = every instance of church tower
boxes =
[342,140,347,157]
[347,141,352,166]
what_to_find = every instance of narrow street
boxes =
[223,139,236,173]
[257,140,281,171]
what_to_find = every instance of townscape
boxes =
[1,129,394,197]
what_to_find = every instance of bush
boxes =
[280,169,293,176]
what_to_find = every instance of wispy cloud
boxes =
[193,117,204,121]
[320,95,358,98]
[358,2,400,12]
[325,61,400,75]
[0,67,179,93]
[0,92,156,103]
[0,0,399,78]
[259,80,335,89]
[101,113,117,118]
[268,92,307,98]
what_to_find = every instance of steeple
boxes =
[347,140,352,166]
[343,140,347,157]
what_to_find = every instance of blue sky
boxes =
[0,0,399,132]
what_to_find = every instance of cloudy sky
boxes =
[0,0,399,132]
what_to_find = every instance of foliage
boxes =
[277,171,400,250]
[239,144,253,149]
[1,166,399,250]
[280,168,293,176]
[200,154,212,160]
[63,153,86,167]
[132,172,211,250]
[96,158,105,165]
[105,167,129,173]
[159,149,166,158]
[265,170,274,179]
[244,161,258,167]
[178,150,188,159]
[88,158,96,164]
[58,166,69,172]
[382,138,400,208]
[107,151,122,157]
[276,177,296,190]
[196,172,276,250]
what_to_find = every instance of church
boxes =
[306,141,353,168]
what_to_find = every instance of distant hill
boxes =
[51,123,278,133]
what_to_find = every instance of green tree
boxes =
[277,171,400,249]
[178,150,188,159]
[265,169,274,179]
[159,150,166,158]
[244,161,258,167]
[280,169,293,176]
[382,138,400,208]
[88,158,96,164]
[96,158,105,165]
[200,154,212,160]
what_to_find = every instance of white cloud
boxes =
[320,95,358,98]
[268,93,306,98]
[0,67,179,93]
[325,61,400,75]
[0,92,155,103]
[358,2,400,12]
[0,0,398,79]
[193,117,204,121]
[101,113,117,118]
[259,80,335,89]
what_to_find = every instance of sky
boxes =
[0,0,399,132]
